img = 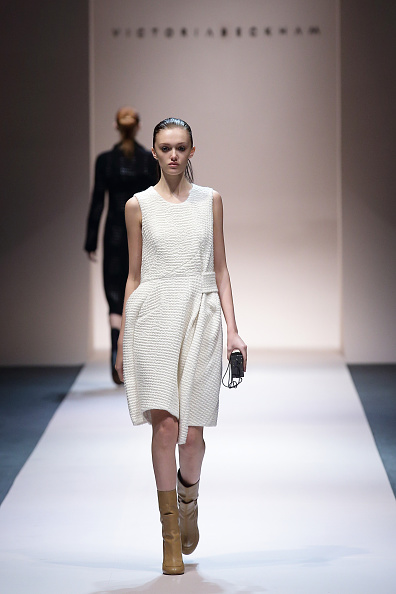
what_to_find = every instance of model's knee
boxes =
[153,414,178,449]
[181,428,205,456]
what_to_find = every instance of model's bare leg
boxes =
[178,426,205,485]
[110,314,123,385]
[177,427,205,555]
[151,410,179,490]
[109,313,122,329]
[151,409,184,575]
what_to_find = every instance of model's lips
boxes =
[169,163,179,167]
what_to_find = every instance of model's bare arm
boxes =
[115,196,142,381]
[213,191,247,369]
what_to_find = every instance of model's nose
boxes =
[170,149,177,160]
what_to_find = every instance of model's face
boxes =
[152,127,195,176]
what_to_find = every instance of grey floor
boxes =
[348,364,396,496]
[0,365,81,504]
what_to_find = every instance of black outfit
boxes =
[84,142,157,315]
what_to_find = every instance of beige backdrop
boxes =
[0,0,90,365]
[1,1,393,366]
[90,0,340,351]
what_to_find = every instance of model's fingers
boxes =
[243,345,247,371]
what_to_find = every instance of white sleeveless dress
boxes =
[123,184,223,444]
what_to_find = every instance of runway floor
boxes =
[0,353,395,593]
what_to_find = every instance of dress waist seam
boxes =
[140,271,218,293]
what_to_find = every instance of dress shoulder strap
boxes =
[134,186,156,206]
[189,184,213,203]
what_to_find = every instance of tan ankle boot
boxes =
[177,471,199,555]
[157,489,184,575]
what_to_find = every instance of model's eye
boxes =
[178,146,186,152]
[161,146,169,152]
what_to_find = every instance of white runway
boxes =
[0,353,395,594]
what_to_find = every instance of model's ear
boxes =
[151,147,158,160]
[189,146,196,158]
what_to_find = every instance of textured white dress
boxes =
[123,184,223,444]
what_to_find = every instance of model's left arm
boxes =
[213,191,247,371]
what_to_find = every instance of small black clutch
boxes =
[222,350,244,388]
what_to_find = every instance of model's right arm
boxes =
[115,196,142,381]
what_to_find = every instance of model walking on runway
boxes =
[116,117,247,574]
[84,106,157,384]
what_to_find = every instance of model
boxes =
[116,117,247,574]
[84,106,157,383]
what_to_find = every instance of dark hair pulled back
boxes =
[153,117,194,183]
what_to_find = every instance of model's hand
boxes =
[227,332,247,372]
[115,344,124,382]
[88,251,97,262]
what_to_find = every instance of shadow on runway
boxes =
[89,563,229,592]
[89,546,366,593]
[89,562,261,593]
[70,387,124,398]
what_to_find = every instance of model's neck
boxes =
[157,174,191,198]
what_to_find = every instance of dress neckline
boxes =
[151,184,194,205]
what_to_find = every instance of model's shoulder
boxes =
[137,185,154,196]
[132,186,155,205]
[134,141,152,156]
[192,183,211,191]
[192,184,217,199]
[125,195,142,225]
[211,190,223,218]
[125,195,140,211]
[208,188,223,209]
[95,149,112,164]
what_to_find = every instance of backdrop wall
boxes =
[0,0,90,365]
[90,0,341,352]
[1,1,395,365]
[341,1,396,363]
